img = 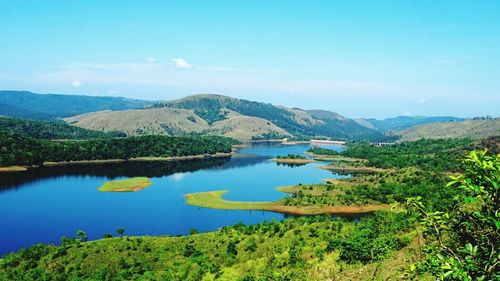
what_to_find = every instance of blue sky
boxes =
[0,1,499,118]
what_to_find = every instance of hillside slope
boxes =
[0,91,152,120]
[65,107,291,140]
[391,118,500,141]
[151,94,385,141]
[0,116,124,139]
[356,116,463,132]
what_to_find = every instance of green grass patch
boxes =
[98,177,152,192]
[185,190,273,210]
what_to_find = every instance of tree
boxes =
[76,230,88,242]
[407,150,499,280]
[116,228,125,236]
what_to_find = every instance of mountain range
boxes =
[1,90,498,141]
[0,90,152,120]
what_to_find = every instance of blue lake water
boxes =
[0,143,347,256]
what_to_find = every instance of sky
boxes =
[0,1,499,119]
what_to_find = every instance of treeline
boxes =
[307,147,340,155]
[0,117,125,140]
[342,138,475,171]
[0,131,235,166]
[276,154,306,159]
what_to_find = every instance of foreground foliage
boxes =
[407,150,499,280]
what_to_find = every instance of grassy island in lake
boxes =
[185,185,391,215]
[272,153,315,164]
[98,177,152,192]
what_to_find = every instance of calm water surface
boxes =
[0,143,347,256]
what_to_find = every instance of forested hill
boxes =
[0,117,125,140]
[144,94,388,141]
[0,91,153,120]
[0,132,235,167]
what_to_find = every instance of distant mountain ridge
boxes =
[0,90,153,120]
[0,116,124,139]
[390,118,500,141]
[3,90,495,142]
[150,94,387,141]
[355,116,463,132]
[65,94,388,141]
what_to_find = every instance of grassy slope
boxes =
[0,215,423,281]
[393,118,500,141]
[65,108,290,141]
[98,177,152,192]
[64,108,209,136]
[68,94,385,141]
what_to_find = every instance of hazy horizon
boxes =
[1,1,499,118]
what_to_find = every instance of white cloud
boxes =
[145,57,156,63]
[171,58,192,70]
[107,89,118,95]
[401,110,411,116]
[71,80,81,87]
[36,61,399,97]
[418,98,427,104]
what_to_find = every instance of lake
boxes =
[0,143,347,256]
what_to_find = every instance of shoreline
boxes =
[319,165,388,173]
[271,158,316,164]
[0,152,232,173]
[185,189,391,215]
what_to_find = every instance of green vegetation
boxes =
[406,150,499,280]
[0,116,125,139]
[0,213,416,281]
[185,187,390,215]
[0,90,152,120]
[273,154,315,165]
[275,154,306,159]
[356,116,463,132]
[153,94,388,141]
[186,190,272,210]
[1,137,498,280]
[342,138,475,171]
[0,132,235,167]
[307,147,340,155]
[392,118,500,141]
[98,177,152,192]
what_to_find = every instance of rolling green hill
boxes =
[355,116,463,132]
[0,116,125,139]
[146,94,387,141]
[0,91,153,120]
[65,107,291,141]
[390,118,500,141]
